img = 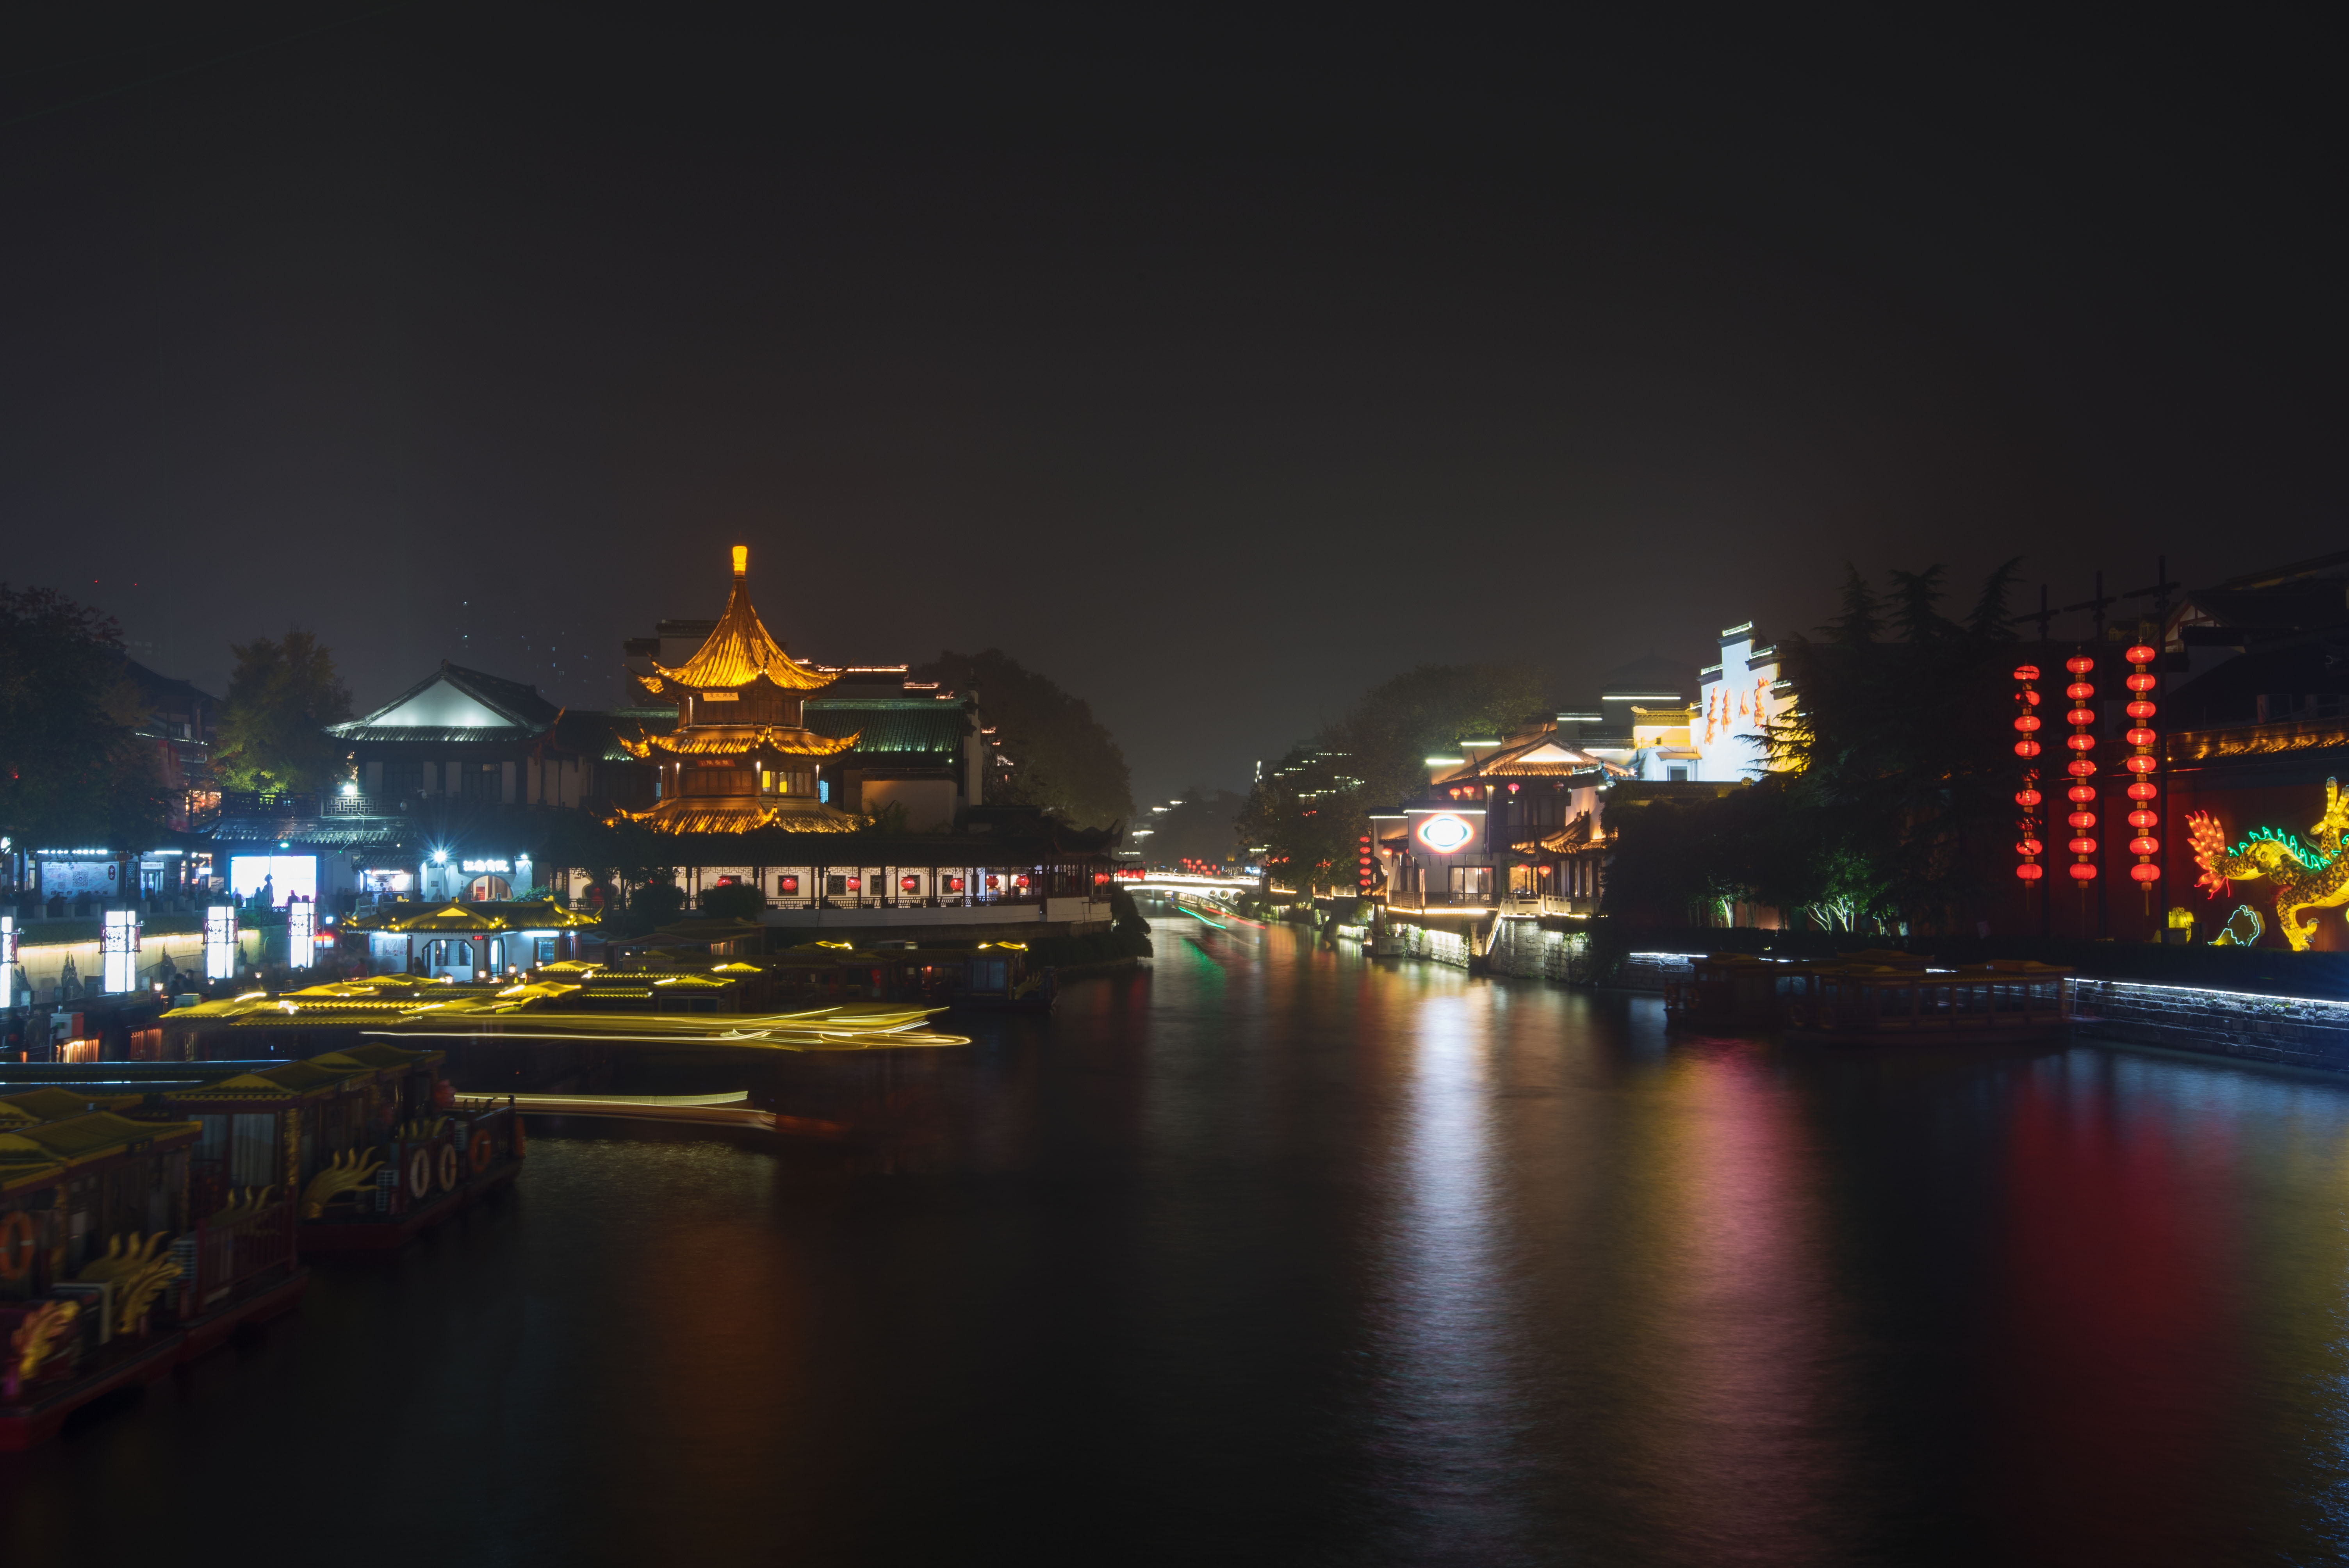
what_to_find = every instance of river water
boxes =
[9,911,2349,1564]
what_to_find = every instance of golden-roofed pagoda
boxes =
[617,546,863,834]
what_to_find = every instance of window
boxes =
[380,761,423,798]
[826,875,848,896]
[459,762,501,800]
[687,767,756,796]
[1667,766,1688,783]
[230,1113,275,1188]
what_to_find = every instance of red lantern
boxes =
[2064,655,2097,886]
[2123,642,2159,902]
[2013,665,2044,889]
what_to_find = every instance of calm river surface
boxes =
[11,912,2349,1564]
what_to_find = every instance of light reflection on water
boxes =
[7,921,2349,1565]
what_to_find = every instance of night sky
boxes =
[4,8,2340,804]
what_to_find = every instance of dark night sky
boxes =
[4,7,2341,804]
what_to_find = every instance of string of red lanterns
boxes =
[2012,664,2043,886]
[2064,654,2098,884]
[2123,642,2161,900]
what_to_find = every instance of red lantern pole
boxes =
[2012,664,2044,892]
[2123,643,2161,911]
[2064,654,2099,901]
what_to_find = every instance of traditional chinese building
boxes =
[614,547,864,834]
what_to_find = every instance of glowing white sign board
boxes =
[1415,814,1475,852]
[102,909,140,994]
[287,898,317,971]
[230,854,316,905]
[205,906,239,982]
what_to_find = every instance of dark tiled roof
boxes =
[805,701,968,756]
[209,815,410,848]
[329,663,560,741]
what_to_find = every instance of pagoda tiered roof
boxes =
[642,546,835,694]
[621,796,863,834]
[614,545,866,835]
[618,725,856,759]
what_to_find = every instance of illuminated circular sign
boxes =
[1416,814,1473,852]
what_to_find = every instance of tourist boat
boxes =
[1666,950,2074,1043]
[20,1026,529,1258]
[0,1092,305,1450]
[145,1045,526,1255]
[1779,955,2073,1044]
[1662,952,1793,1028]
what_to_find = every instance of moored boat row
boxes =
[0,1041,522,1447]
[1663,950,2074,1042]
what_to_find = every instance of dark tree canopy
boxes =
[0,584,168,853]
[214,629,353,794]
[1239,661,1547,891]
[914,649,1132,829]
[1604,559,2025,933]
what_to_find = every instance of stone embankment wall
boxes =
[1485,920,1597,983]
[1612,951,1699,992]
[2068,978,2349,1072]
[1390,922,1474,969]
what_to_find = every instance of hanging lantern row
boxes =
[2064,655,2098,882]
[2012,664,2043,884]
[2124,643,2161,889]
[1358,833,1374,891]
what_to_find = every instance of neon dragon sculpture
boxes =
[2189,777,2349,951]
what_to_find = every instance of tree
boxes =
[1767,556,2023,930]
[1329,662,1547,810]
[1235,661,1545,891]
[913,649,1132,828]
[1235,747,1365,893]
[214,629,353,794]
[1596,558,2026,935]
[0,584,169,852]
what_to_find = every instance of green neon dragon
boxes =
[2189,778,2349,951]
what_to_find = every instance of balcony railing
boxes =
[1499,893,1593,919]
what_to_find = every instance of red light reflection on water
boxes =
[1616,1039,1864,1565]
[1978,1060,2242,1558]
